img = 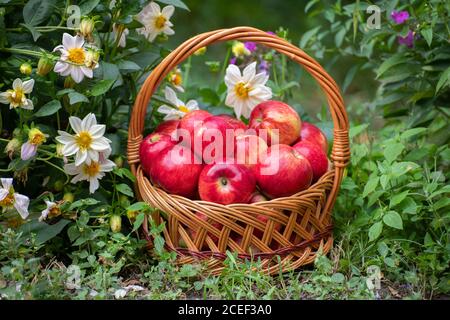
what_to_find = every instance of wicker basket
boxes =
[127,26,350,275]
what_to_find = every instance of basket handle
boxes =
[127,26,350,214]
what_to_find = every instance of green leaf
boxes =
[19,219,70,245]
[79,0,100,15]
[116,183,134,197]
[398,197,418,215]
[68,92,89,105]
[331,273,345,283]
[334,27,346,48]
[389,190,409,208]
[436,66,450,94]
[89,79,115,97]
[131,212,145,232]
[305,0,319,13]
[300,26,320,48]
[68,198,99,211]
[420,27,433,47]
[23,0,55,26]
[33,100,61,117]
[383,211,403,230]
[384,142,404,164]
[376,54,408,79]
[349,123,368,139]
[156,0,189,11]
[434,197,450,211]
[368,222,383,241]
[363,176,379,198]
[127,202,150,212]
[342,64,359,93]
[400,127,427,140]
[117,60,141,72]
[20,23,42,41]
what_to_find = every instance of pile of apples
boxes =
[139,100,329,205]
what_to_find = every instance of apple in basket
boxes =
[249,192,282,239]
[248,100,301,146]
[192,115,236,163]
[177,110,211,148]
[234,134,268,171]
[198,161,256,205]
[188,212,222,245]
[215,114,247,132]
[154,119,180,137]
[300,122,328,153]
[255,144,312,199]
[139,132,176,174]
[149,144,203,198]
[293,140,328,182]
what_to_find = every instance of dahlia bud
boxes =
[5,138,21,159]
[64,76,75,89]
[79,17,95,41]
[114,156,124,168]
[20,62,32,75]
[110,215,122,233]
[37,55,54,76]
[63,192,74,203]
[126,210,138,222]
[56,143,64,157]
[84,47,100,69]
[194,47,207,56]
[53,180,65,192]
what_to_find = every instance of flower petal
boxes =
[243,62,257,83]
[161,5,175,19]
[75,150,88,166]
[13,193,30,219]
[71,67,84,83]
[69,116,83,133]
[22,79,35,93]
[1,178,13,190]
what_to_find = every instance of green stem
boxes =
[0,138,10,143]
[217,47,231,89]
[183,56,192,89]
[0,48,44,58]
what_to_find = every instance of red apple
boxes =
[177,110,211,148]
[249,192,282,239]
[198,161,256,204]
[248,100,301,146]
[188,212,221,244]
[234,134,268,171]
[139,133,176,175]
[150,144,203,198]
[255,144,312,198]
[215,114,247,132]
[300,122,328,153]
[154,119,179,137]
[293,140,328,182]
[192,116,236,163]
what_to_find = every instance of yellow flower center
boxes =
[154,15,167,29]
[234,82,250,98]
[0,191,14,208]
[48,206,61,219]
[170,72,182,86]
[8,89,24,105]
[29,129,46,146]
[75,131,93,151]
[67,48,86,65]
[83,161,100,177]
[178,105,189,113]
[232,42,249,57]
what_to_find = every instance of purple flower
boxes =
[20,142,37,160]
[266,31,276,36]
[258,60,270,75]
[229,57,237,65]
[244,41,257,52]
[398,30,414,48]
[391,10,409,24]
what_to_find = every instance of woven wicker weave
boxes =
[127,26,350,275]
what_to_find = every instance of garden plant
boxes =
[0,0,448,300]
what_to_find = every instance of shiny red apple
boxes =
[234,134,268,170]
[198,161,256,204]
[150,144,203,198]
[177,110,211,148]
[139,133,176,175]
[255,144,312,198]
[293,140,328,182]
[300,122,328,153]
[154,119,180,137]
[248,100,301,146]
[192,116,236,163]
[215,114,247,132]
